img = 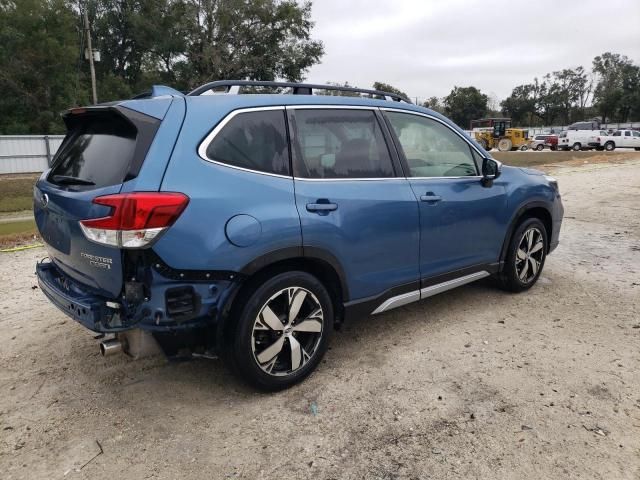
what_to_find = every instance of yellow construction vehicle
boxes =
[470,118,529,151]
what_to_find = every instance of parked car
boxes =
[590,129,640,151]
[530,134,558,151]
[34,80,564,390]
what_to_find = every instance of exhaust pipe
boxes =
[100,338,123,356]
[98,330,160,358]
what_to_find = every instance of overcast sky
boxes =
[304,0,640,103]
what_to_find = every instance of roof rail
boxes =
[187,80,412,104]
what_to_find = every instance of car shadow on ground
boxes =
[66,278,509,407]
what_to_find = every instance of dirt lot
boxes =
[1,157,639,479]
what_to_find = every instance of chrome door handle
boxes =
[306,202,338,212]
[420,194,442,203]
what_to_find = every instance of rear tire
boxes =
[497,218,548,293]
[230,271,333,391]
[535,144,544,151]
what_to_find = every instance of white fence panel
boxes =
[0,135,65,174]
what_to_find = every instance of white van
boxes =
[557,130,600,151]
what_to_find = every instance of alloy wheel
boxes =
[251,287,324,376]
[515,227,544,284]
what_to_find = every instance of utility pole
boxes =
[83,8,98,105]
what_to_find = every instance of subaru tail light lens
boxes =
[79,192,189,248]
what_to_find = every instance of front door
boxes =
[288,107,420,302]
[383,110,509,282]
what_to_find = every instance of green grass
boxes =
[0,219,36,236]
[0,175,39,213]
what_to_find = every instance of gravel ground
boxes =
[1,158,639,480]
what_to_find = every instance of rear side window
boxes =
[205,110,289,176]
[634,131,640,137]
[613,131,621,136]
[386,112,478,178]
[290,109,394,179]
[625,131,631,136]
[49,112,138,188]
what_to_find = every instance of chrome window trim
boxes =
[197,106,292,179]
[286,105,378,111]
[197,104,491,181]
[294,177,406,183]
[381,107,487,173]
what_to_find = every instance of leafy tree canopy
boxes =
[0,0,324,134]
[443,86,488,128]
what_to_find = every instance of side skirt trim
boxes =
[371,270,490,315]
[420,271,489,299]
[371,290,420,314]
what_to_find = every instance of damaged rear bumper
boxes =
[36,259,239,334]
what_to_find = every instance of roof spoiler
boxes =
[131,85,185,99]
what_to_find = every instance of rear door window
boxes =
[204,109,289,176]
[290,109,394,179]
[49,112,138,189]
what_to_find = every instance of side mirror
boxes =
[481,157,502,186]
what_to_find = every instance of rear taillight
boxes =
[79,192,189,248]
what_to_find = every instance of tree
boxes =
[0,0,325,133]
[372,81,408,100]
[0,0,87,134]
[501,84,537,125]
[443,86,488,128]
[422,96,444,114]
[180,0,323,88]
[592,52,640,122]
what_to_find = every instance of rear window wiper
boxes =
[51,175,96,186]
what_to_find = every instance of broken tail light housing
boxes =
[79,192,189,248]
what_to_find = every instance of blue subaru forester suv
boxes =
[34,81,563,390]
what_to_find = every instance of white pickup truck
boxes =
[589,129,640,151]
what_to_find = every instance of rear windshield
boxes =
[49,112,137,188]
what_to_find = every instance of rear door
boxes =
[34,107,162,298]
[289,107,420,302]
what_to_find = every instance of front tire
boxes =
[535,144,544,151]
[231,271,333,390]
[498,138,513,151]
[572,143,581,151]
[605,142,615,151]
[498,218,548,293]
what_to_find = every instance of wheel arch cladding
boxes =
[501,203,553,264]
[216,253,347,353]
